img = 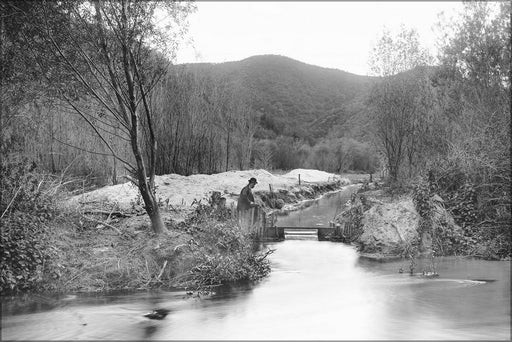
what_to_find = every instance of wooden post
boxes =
[317,228,325,241]
[298,174,301,185]
[261,211,266,239]
[249,207,253,228]
[336,223,343,239]
[278,227,285,239]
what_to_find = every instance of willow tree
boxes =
[367,26,434,181]
[24,0,195,234]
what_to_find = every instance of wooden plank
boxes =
[277,226,334,230]
[285,231,317,235]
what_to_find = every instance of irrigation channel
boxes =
[1,185,510,340]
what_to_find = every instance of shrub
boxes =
[273,136,302,170]
[412,175,471,256]
[383,178,411,197]
[1,155,58,219]
[181,217,272,293]
[0,155,60,293]
[0,213,56,293]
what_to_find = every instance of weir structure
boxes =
[238,207,350,241]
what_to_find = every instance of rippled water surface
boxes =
[2,186,510,340]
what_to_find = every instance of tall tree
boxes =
[232,92,258,170]
[367,26,433,180]
[0,2,65,157]
[19,0,195,234]
[369,25,433,77]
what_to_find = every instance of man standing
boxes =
[237,177,258,213]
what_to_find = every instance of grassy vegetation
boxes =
[1,159,273,295]
[42,210,272,295]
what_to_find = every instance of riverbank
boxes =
[2,169,352,295]
[333,182,511,263]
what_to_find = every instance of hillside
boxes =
[178,55,378,141]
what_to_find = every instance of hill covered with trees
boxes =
[189,55,377,141]
[156,55,379,175]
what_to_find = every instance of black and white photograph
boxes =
[1,0,510,340]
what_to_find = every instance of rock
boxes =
[143,308,170,320]
[420,272,439,278]
[357,198,420,255]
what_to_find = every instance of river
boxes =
[1,185,510,340]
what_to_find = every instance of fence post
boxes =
[336,223,343,239]
[317,228,325,241]
[299,174,301,185]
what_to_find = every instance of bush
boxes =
[0,155,60,293]
[182,217,272,293]
[272,136,302,170]
[1,155,58,219]
[412,175,474,256]
[383,178,411,197]
[0,213,56,293]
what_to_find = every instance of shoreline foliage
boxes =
[0,156,61,293]
[0,161,273,294]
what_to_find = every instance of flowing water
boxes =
[2,185,510,340]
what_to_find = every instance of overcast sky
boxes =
[174,1,464,76]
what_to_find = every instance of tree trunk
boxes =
[388,157,398,181]
[112,155,117,185]
[225,129,230,172]
[117,0,164,235]
[111,125,118,185]
[149,205,165,234]
[419,230,433,255]
[130,132,164,234]
[138,181,165,235]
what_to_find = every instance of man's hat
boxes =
[249,177,258,184]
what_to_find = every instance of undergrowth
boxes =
[412,169,510,260]
[173,206,272,294]
[1,155,273,295]
[1,155,63,293]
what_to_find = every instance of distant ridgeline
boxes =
[176,55,378,142]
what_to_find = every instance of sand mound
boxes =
[282,169,343,183]
[68,169,349,210]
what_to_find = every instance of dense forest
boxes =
[0,1,510,292]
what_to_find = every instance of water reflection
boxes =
[277,185,358,228]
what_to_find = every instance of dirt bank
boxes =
[332,184,457,262]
